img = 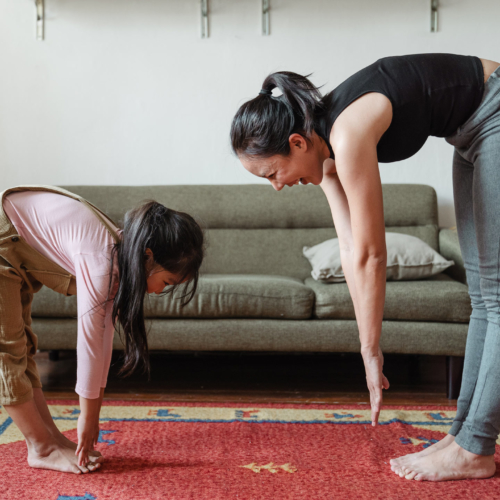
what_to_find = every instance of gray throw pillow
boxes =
[303,232,455,282]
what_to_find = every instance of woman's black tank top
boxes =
[315,54,484,163]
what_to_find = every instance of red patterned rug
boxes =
[1,401,500,499]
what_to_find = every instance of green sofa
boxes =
[31,184,469,398]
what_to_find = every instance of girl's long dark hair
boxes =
[230,71,323,158]
[110,201,204,377]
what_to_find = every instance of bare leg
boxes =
[4,397,99,474]
[32,389,103,463]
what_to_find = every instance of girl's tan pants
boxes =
[0,253,42,406]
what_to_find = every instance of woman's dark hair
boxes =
[110,201,204,377]
[230,71,323,158]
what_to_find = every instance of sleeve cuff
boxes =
[75,385,102,400]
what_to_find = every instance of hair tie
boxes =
[259,89,273,96]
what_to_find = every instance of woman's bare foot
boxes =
[400,440,495,481]
[390,434,455,475]
[27,440,101,474]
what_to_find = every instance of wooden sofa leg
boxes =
[48,350,60,362]
[446,355,464,400]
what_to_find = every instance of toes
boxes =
[90,450,103,458]
[71,465,82,475]
[405,470,418,480]
[88,454,104,464]
[414,473,423,481]
[87,462,101,472]
[78,464,90,474]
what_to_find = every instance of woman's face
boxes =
[145,249,188,294]
[239,132,330,191]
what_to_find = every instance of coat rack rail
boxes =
[431,0,438,33]
[35,0,44,41]
[32,1,440,41]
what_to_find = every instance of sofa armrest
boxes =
[439,228,467,285]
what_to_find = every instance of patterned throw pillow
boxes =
[303,232,455,282]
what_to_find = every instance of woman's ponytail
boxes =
[231,71,323,158]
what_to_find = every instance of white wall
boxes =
[1,0,499,227]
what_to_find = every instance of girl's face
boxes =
[145,249,188,294]
[146,267,188,294]
[239,132,330,191]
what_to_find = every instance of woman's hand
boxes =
[361,347,390,426]
[76,414,100,467]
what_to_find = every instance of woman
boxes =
[230,54,500,482]
[0,185,204,474]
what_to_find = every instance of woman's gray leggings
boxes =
[445,64,500,456]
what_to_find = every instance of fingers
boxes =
[382,375,390,390]
[370,386,383,426]
[78,447,90,467]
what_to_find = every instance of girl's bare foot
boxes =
[390,434,455,475]
[400,440,495,481]
[27,440,101,474]
[54,433,104,463]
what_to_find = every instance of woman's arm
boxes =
[326,92,392,424]
[320,167,361,320]
[321,167,389,425]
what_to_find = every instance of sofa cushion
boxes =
[31,274,315,320]
[147,274,314,319]
[305,273,471,323]
[303,233,454,283]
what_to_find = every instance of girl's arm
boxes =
[73,253,116,465]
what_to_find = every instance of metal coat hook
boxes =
[201,0,209,38]
[262,0,270,36]
[35,0,44,40]
[431,0,438,33]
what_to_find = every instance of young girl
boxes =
[0,185,204,474]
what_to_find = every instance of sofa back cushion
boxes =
[62,184,438,281]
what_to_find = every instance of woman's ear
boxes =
[289,133,308,152]
[145,248,154,260]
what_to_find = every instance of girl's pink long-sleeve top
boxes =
[4,191,120,399]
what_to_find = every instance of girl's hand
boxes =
[77,394,102,467]
[361,347,390,426]
[76,415,100,467]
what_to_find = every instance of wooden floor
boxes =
[38,350,456,406]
